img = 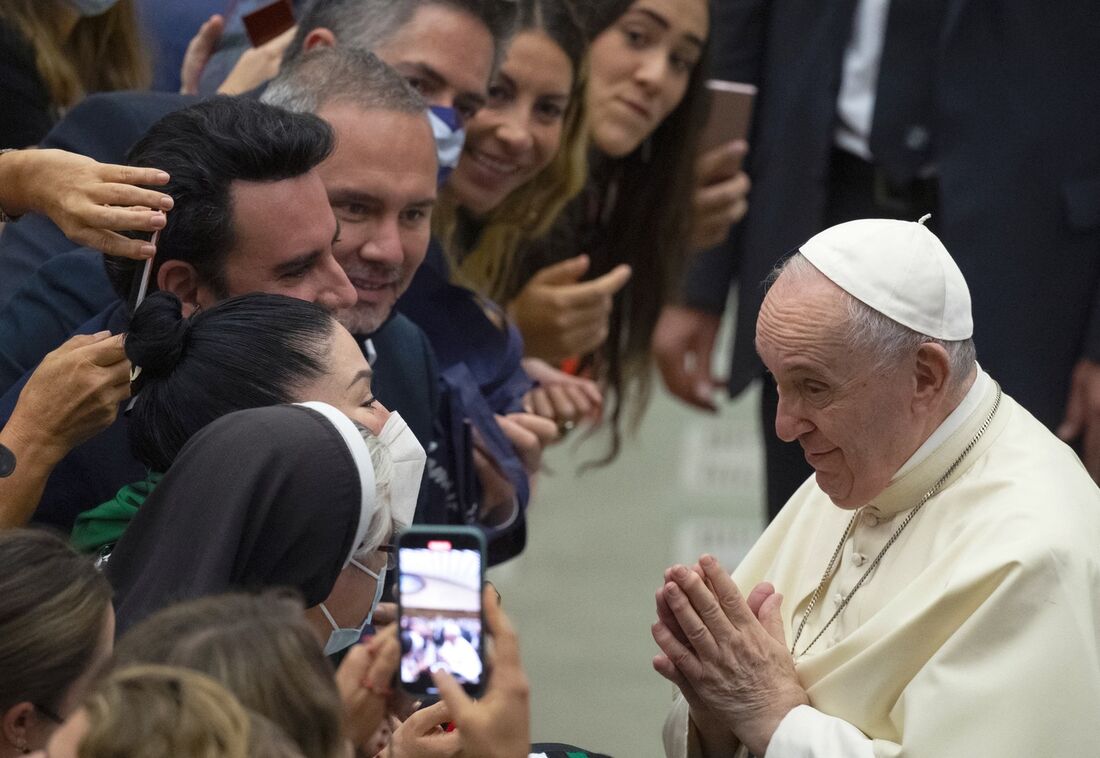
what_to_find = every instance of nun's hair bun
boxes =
[126,291,192,381]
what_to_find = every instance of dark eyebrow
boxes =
[329,189,381,208]
[632,7,705,49]
[406,198,437,210]
[347,367,373,390]
[272,250,322,277]
[397,61,445,88]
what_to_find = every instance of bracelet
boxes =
[0,148,23,223]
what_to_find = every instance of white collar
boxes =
[892,366,990,481]
[295,401,376,566]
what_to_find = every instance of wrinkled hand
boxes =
[495,412,558,476]
[521,357,602,434]
[1058,358,1100,483]
[0,149,172,259]
[179,14,225,94]
[690,141,750,251]
[652,556,807,757]
[217,26,297,95]
[508,255,631,364]
[431,585,530,758]
[336,625,402,748]
[652,305,724,411]
[6,333,130,463]
[385,701,461,757]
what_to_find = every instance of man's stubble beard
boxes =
[336,304,387,337]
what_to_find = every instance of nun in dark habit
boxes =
[107,401,422,653]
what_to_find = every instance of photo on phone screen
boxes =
[397,527,485,697]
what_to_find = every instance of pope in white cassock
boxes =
[656,217,1100,757]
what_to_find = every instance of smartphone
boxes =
[397,526,487,698]
[242,0,295,46]
[698,80,757,158]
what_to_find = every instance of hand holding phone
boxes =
[398,526,487,698]
[698,80,757,158]
[430,584,532,758]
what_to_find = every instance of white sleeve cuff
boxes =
[765,705,875,758]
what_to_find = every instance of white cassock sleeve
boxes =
[765,706,875,758]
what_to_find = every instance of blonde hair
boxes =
[78,665,254,758]
[435,9,591,303]
[0,0,150,111]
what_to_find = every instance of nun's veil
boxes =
[108,403,377,635]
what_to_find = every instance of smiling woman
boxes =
[505,0,713,463]
[434,0,588,296]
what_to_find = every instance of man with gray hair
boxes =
[0,0,515,309]
[263,46,553,557]
[655,218,1100,756]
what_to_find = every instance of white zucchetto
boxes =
[799,215,973,340]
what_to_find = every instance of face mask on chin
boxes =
[428,105,466,186]
[65,0,121,17]
[320,556,387,656]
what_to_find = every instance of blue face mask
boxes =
[427,106,466,186]
[66,0,120,17]
[320,557,387,656]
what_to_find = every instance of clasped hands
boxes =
[652,555,808,756]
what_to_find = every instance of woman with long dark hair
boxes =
[507,0,740,460]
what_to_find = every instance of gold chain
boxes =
[790,386,1003,658]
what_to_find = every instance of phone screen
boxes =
[398,531,484,696]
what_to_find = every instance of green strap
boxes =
[70,471,162,553]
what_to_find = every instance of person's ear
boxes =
[2,702,36,753]
[302,27,337,53]
[912,342,951,410]
[156,260,208,316]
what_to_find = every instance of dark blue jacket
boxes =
[686,0,1100,429]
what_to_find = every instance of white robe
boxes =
[664,377,1100,757]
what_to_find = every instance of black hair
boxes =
[575,0,634,40]
[126,291,335,472]
[517,0,586,73]
[104,97,335,306]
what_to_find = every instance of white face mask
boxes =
[320,557,387,656]
[377,411,426,526]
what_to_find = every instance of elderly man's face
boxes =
[317,103,437,335]
[755,270,919,508]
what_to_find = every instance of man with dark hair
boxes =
[0,96,371,531]
[0,0,511,382]
[262,46,549,560]
[102,98,352,311]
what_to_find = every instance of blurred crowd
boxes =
[1,0,1097,755]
